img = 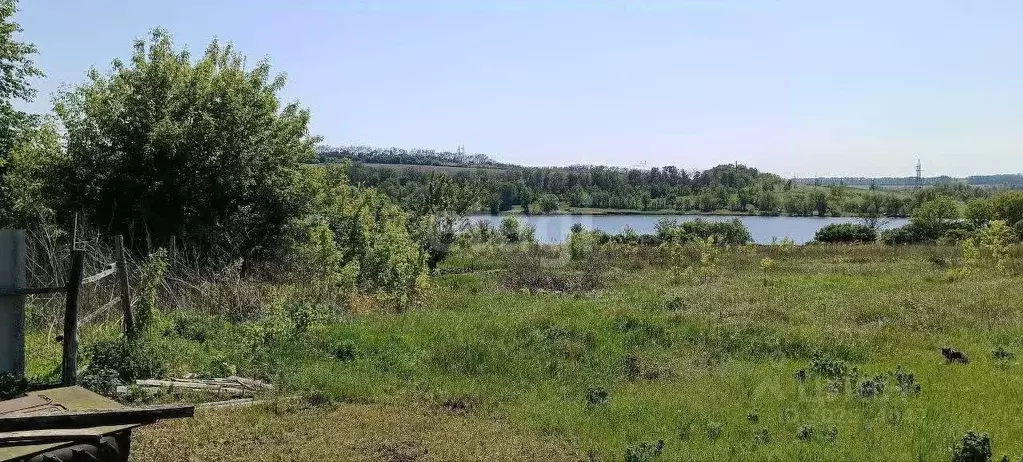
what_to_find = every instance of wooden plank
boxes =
[0,429,103,444]
[0,387,139,460]
[227,376,274,390]
[60,250,85,386]
[0,387,129,459]
[0,285,66,296]
[114,235,133,334]
[197,398,261,409]
[0,230,26,378]
[81,265,116,284]
[133,380,249,396]
[79,297,121,326]
[0,404,194,432]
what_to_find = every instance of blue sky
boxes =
[14,1,1023,177]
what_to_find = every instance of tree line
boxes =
[343,159,931,218]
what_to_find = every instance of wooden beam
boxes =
[80,297,121,326]
[0,286,66,296]
[61,250,85,386]
[82,265,116,284]
[0,404,195,432]
[0,429,103,444]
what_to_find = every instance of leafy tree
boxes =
[810,188,829,217]
[53,30,319,261]
[500,217,522,243]
[536,193,560,214]
[0,0,44,227]
[858,192,886,229]
[990,191,1023,226]
[297,165,428,309]
[964,197,995,226]
[6,119,62,223]
[911,196,959,236]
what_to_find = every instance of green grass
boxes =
[32,244,1023,460]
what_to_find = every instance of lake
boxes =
[467,214,909,244]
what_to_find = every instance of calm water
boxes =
[468,214,909,245]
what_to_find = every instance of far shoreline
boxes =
[468,207,908,219]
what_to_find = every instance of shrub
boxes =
[895,366,921,395]
[586,387,609,406]
[79,368,122,396]
[753,428,772,445]
[302,167,430,311]
[85,337,166,382]
[500,217,523,243]
[979,220,1014,273]
[655,218,751,246]
[881,223,931,245]
[568,230,600,260]
[329,341,360,362]
[1012,220,1023,241]
[133,249,167,337]
[992,347,1015,361]
[706,422,724,440]
[293,219,358,306]
[797,425,814,441]
[952,431,992,462]
[0,372,27,400]
[809,356,848,378]
[814,223,876,243]
[822,426,839,442]
[855,375,886,398]
[163,313,217,342]
[285,301,314,337]
[625,440,664,462]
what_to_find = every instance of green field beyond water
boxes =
[29,243,1021,461]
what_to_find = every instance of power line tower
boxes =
[915,158,922,190]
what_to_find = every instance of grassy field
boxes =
[26,243,1023,460]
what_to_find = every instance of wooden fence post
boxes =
[61,249,85,386]
[0,230,26,378]
[115,235,133,335]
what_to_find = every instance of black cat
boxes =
[941,347,969,364]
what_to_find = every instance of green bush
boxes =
[85,337,166,382]
[625,440,664,462]
[0,372,28,400]
[814,223,876,243]
[79,368,121,396]
[655,218,751,245]
[301,165,430,310]
[881,223,931,245]
[133,249,167,338]
[952,431,992,462]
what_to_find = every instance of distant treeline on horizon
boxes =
[317,145,1023,189]
[792,174,1023,188]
